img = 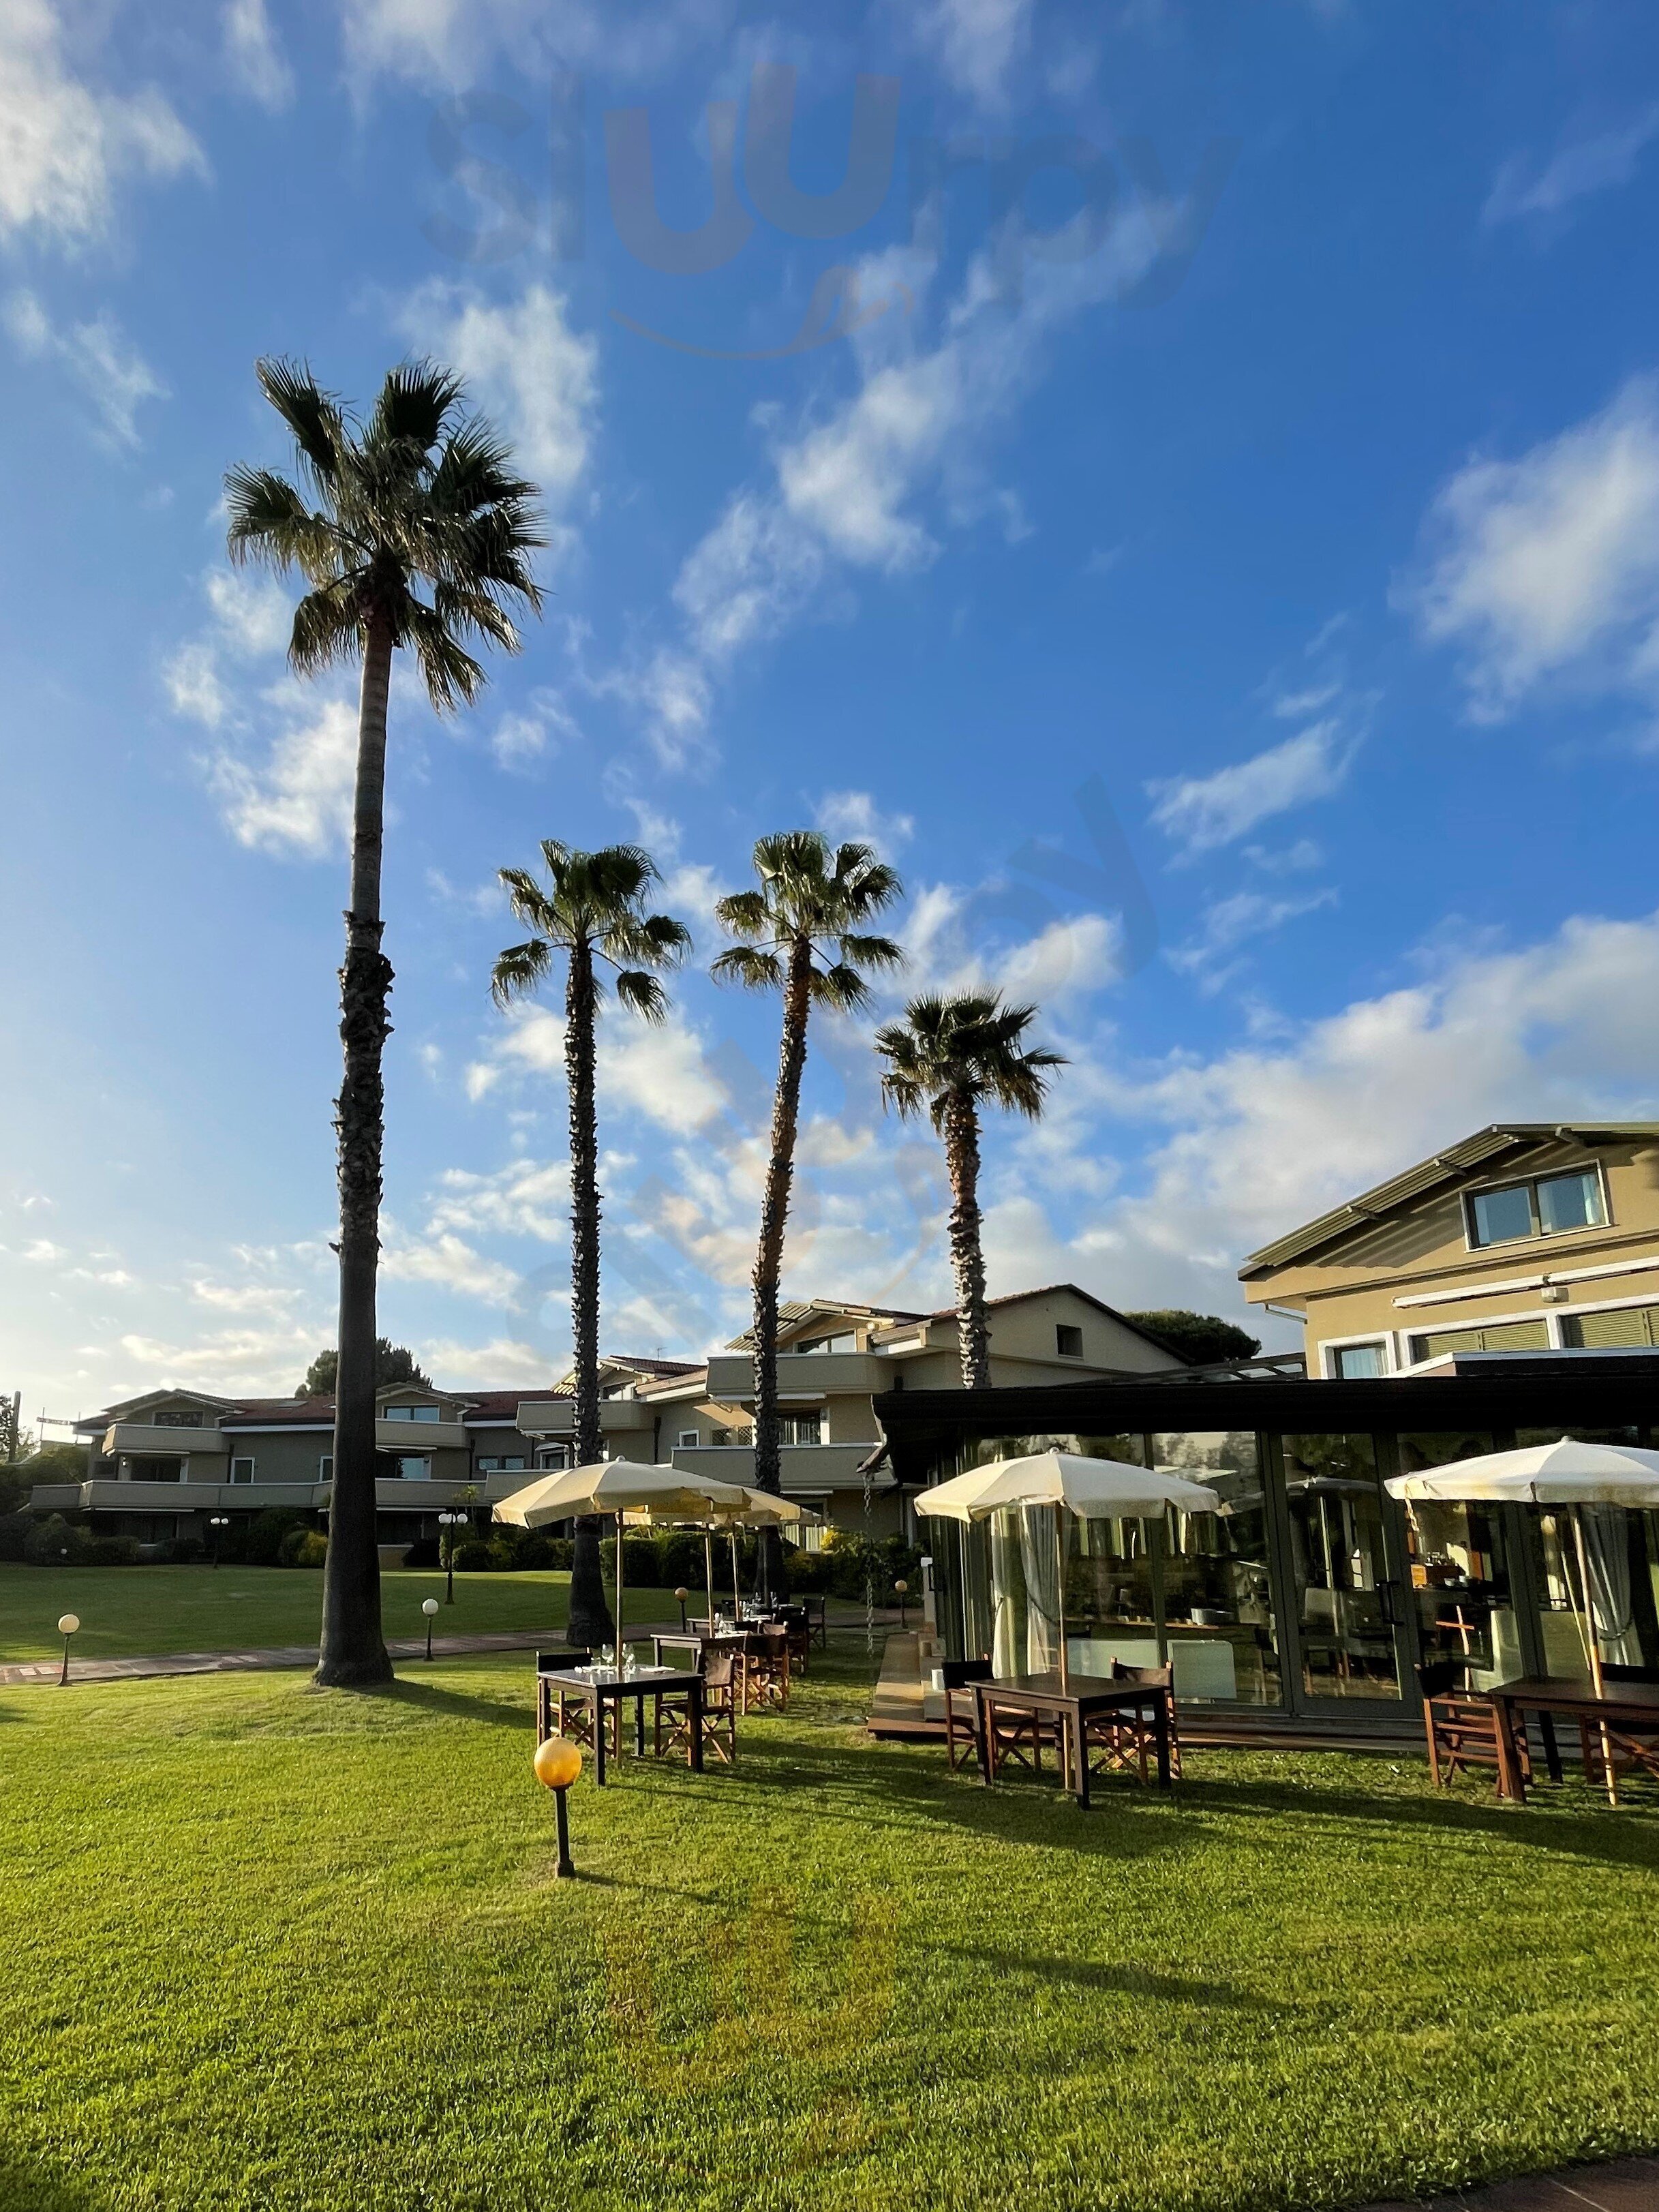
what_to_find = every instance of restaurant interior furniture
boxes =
[1415,1658,1531,1789]
[942,1658,994,1770]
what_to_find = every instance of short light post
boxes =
[422,1596,440,1661]
[674,1585,690,1632]
[894,1578,909,1631]
[207,1513,231,1569]
[533,1736,582,1879]
[57,1613,79,1686]
[438,1510,468,1604]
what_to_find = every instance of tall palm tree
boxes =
[713,834,904,1581]
[227,359,544,1687]
[491,843,690,1645]
[874,992,1066,1389]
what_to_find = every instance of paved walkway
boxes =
[1355,2155,1657,2209]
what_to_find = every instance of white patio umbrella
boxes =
[1386,1438,1659,1804]
[915,1451,1218,1689]
[493,1462,750,1653]
[703,1488,824,1614]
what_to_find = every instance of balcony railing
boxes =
[102,1422,230,1457]
[668,1442,887,1492]
[513,1398,652,1436]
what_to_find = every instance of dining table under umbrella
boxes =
[915,1451,1219,1690]
[1386,1437,1659,1804]
[493,1461,752,1651]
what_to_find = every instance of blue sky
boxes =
[7,0,1659,1422]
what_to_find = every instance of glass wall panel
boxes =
[1511,1428,1659,1680]
[1394,1431,1521,1688]
[1281,1433,1403,1701]
[1152,1432,1281,1706]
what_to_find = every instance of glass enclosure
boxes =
[1395,1431,1522,1690]
[924,1410,1659,1725]
[1280,1434,1405,1701]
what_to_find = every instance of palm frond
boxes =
[811,963,873,1014]
[498,868,564,943]
[712,890,772,941]
[255,359,348,488]
[711,946,783,992]
[288,586,360,676]
[614,970,671,1022]
[836,930,906,973]
[367,360,465,460]
[490,937,557,1008]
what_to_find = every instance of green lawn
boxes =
[0,1564,678,1665]
[1,1647,1656,2212]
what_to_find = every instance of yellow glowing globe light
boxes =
[534,1735,582,1879]
[56,1613,79,1686]
[674,1583,690,1629]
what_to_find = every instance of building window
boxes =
[1561,1302,1659,1348]
[132,1457,183,1483]
[536,1445,570,1470]
[1409,1317,1550,1363]
[678,1430,701,1448]
[786,1502,829,1552]
[780,1413,822,1446]
[1466,1167,1607,1249]
[384,1404,441,1423]
[791,1332,857,1355]
[230,1457,256,1483]
[710,1425,752,1447]
[153,1408,204,1428]
[1330,1343,1386,1380]
[318,1455,333,1479]
[1056,1324,1084,1359]
[475,1455,526,1473]
[397,1457,432,1480]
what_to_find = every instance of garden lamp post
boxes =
[894,1578,909,1631]
[57,1613,79,1686]
[533,1736,582,1878]
[675,1585,690,1631]
[438,1510,468,1603]
[207,1513,231,1569]
[421,1596,440,1661]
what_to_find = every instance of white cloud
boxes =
[1168,887,1338,991]
[397,281,598,539]
[205,689,359,857]
[223,0,292,107]
[1403,378,1659,719]
[487,686,577,769]
[812,789,915,855]
[24,1238,66,1262]
[472,1005,731,1136]
[5,291,166,448]
[0,0,202,243]
[1485,109,1659,229]
[1148,721,1356,854]
[340,0,725,89]
[909,0,1033,105]
[382,1230,520,1302]
[165,567,292,729]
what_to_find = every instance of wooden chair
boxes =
[1082,1663,1181,1786]
[652,1675,702,1766]
[981,1693,1065,1781]
[534,1652,592,1746]
[1417,1661,1530,1789]
[699,1646,739,1763]
[802,1594,829,1651]
[1581,1663,1659,1790]
[745,1625,791,1712]
[776,1605,812,1676]
[942,1659,994,1772]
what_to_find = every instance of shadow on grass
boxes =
[0,2143,104,2212]
[363,1677,530,1731]
[943,1943,1272,2009]
[1184,1771,1659,1873]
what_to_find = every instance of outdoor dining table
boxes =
[972,1671,1173,1810]
[538,1666,705,1785]
[1485,1675,1659,1804]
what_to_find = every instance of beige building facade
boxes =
[33,1286,1181,1545]
[1238,1123,1659,1378]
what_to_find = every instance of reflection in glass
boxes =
[1512,1428,1659,1681]
[1281,1433,1402,1701]
[1152,1432,1281,1706]
[1395,1432,1519,1688]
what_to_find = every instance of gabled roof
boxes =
[1237,1123,1659,1279]
[724,1298,930,1350]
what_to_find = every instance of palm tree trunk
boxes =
[944,1090,991,1391]
[564,939,614,1646]
[317,617,396,1687]
[751,939,814,1598]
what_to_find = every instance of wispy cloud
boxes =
[1148,721,1357,856]
[1402,376,1659,719]
[4,292,166,448]
[0,0,202,245]
[222,0,293,109]
[1484,108,1659,230]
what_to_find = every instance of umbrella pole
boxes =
[1055,1501,1069,1692]
[705,1529,715,1634]
[615,1511,625,1664]
[1570,1508,1617,1806]
[730,1528,740,1618]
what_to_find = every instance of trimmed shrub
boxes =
[0,1512,31,1563]
[450,1539,497,1572]
[279,1526,327,1568]
[403,1536,441,1569]
[244,1510,310,1566]
[24,1515,96,1566]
